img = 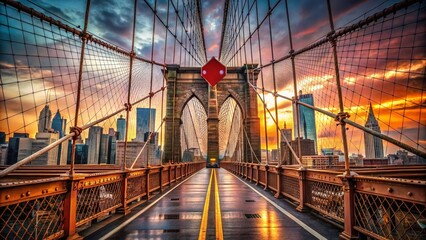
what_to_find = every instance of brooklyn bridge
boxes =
[0,0,425,239]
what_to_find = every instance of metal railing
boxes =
[0,162,204,239]
[221,162,426,240]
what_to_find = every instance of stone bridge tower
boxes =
[163,64,261,164]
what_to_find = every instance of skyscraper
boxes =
[51,110,67,164]
[31,132,59,165]
[87,126,103,164]
[6,133,31,165]
[293,91,318,153]
[99,134,109,164]
[38,104,52,133]
[117,115,126,140]
[51,110,66,137]
[364,103,384,158]
[136,108,156,141]
[0,132,5,144]
[108,128,117,164]
[280,122,292,143]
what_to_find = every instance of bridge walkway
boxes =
[87,168,340,239]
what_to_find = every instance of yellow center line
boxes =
[198,169,214,240]
[214,168,224,240]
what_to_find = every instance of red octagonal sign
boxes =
[201,57,227,87]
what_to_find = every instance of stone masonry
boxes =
[163,64,261,164]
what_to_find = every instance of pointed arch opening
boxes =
[180,97,208,161]
[219,97,243,161]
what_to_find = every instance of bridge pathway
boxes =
[92,168,340,239]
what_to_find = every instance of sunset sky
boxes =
[0,0,425,157]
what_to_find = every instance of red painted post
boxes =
[274,166,282,198]
[249,164,253,182]
[168,165,172,187]
[63,175,84,238]
[146,167,151,199]
[296,167,308,212]
[159,165,164,192]
[264,165,269,190]
[255,165,260,186]
[339,174,358,239]
[117,170,130,214]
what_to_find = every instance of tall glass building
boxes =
[293,91,318,154]
[117,115,126,140]
[87,126,102,164]
[136,108,156,141]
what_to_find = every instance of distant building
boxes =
[13,133,29,138]
[99,134,109,164]
[117,115,126,140]
[6,133,31,164]
[51,110,66,136]
[38,104,52,133]
[58,140,69,165]
[75,143,89,164]
[51,110,67,164]
[281,137,316,165]
[182,149,195,162]
[321,148,345,162]
[66,140,89,165]
[136,108,156,141]
[31,132,59,165]
[87,126,103,164]
[363,158,388,166]
[280,123,292,143]
[116,141,157,167]
[144,131,158,145]
[261,149,270,163]
[108,128,117,164]
[350,153,364,166]
[387,150,421,165]
[364,103,384,158]
[293,91,317,153]
[0,132,5,144]
[271,149,279,162]
[0,144,8,165]
[302,155,339,169]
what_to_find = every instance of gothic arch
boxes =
[218,90,246,120]
[179,92,207,118]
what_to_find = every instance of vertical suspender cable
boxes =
[70,0,91,176]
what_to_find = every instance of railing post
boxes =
[180,163,184,179]
[264,165,269,190]
[117,170,130,215]
[159,165,164,192]
[146,167,151,199]
[255,165,259,185]
[168,164,172,187]
[274,166,282,198]
[296,167,308,212]
[249,164,253,182]
[63,175,84,238]
[339,174,358,239]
